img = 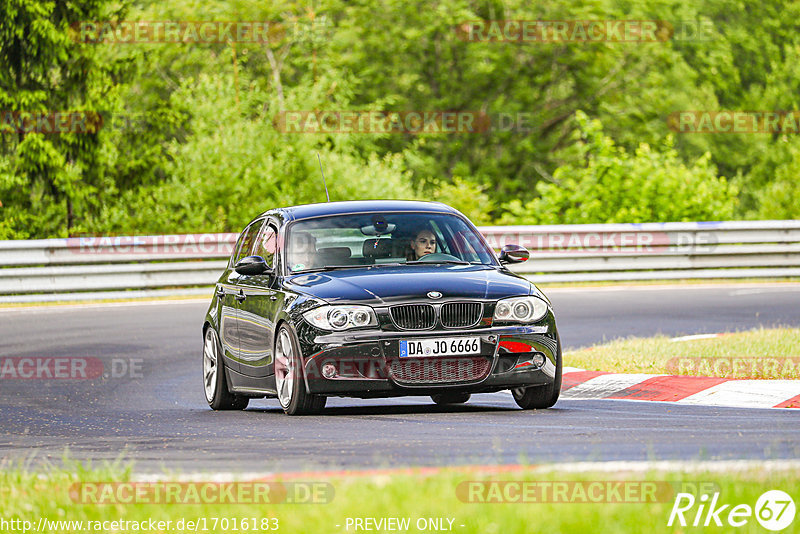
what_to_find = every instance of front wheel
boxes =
[274,324,327,415]
[511,342,562,410]
[203,327,249,410]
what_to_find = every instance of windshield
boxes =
[285,212,498,273]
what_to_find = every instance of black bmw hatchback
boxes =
[202,200,562,415]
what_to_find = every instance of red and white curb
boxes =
[561,367,800,409]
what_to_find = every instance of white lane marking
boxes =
[669,333,724,342]
[0,298,206,314]
[544,282,800,293]
[680,380,800,409]
[730,287,800,296]
[562,373,662,399]
[560,396,800,411]
[534,459,800,474]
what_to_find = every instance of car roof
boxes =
[259,200,460,222]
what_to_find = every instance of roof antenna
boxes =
[317,152,330,202]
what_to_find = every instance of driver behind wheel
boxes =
[289,231,318,271]
[408,226,437,260]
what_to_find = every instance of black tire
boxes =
[431,392,471,405]
[274,323,327,415]
[203,327,249,410]
[511,341,562,410]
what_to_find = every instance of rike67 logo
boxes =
[668,490,796,531]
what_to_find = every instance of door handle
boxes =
[235,291,247,303]
[216,288,225,298]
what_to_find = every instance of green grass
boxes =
[565,327,800,379]
[1,462,799,533]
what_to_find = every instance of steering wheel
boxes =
[415,252,462,262]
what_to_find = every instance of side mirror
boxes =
[234,255,272,276]
[498,244,530,264]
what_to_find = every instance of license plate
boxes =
[399,337,481,358]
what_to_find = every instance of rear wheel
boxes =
[203,327,249,410]
[431,392,471,405]
[274,324,327,415]
[511,342,562,410]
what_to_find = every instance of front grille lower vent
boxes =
[391,357,491,384]
[390,304,436,330]
[441,302,482,328]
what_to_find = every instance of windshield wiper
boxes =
[294,260,477,273]
[291,265,372,274]
[406,259,471,265]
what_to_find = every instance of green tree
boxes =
[329,0,717,214]
[754,137,800,220]
[497,111,738,224]
[0,0,125,238]
[94,66,418,234]
[4,0,799,237]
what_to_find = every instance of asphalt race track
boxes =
[1,284,799,473]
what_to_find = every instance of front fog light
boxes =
[322,363,337,378]
[531,353,546,368]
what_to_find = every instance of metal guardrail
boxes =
[0,221,799,301]
[482,220,800,282]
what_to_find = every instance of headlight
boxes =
[303,305,378,331]
[493,296,548,323]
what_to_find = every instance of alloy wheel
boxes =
[203,328,219,403]
[275,329,295,408]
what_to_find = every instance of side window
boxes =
[452,230,480,262]
[253,225,278,267]
[234,221,263,265]
[230,228,249,267]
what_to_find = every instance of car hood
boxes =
[284,264,537,304]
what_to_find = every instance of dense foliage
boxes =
[1,0,797,238]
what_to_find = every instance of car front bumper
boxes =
[296,321,560,397]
